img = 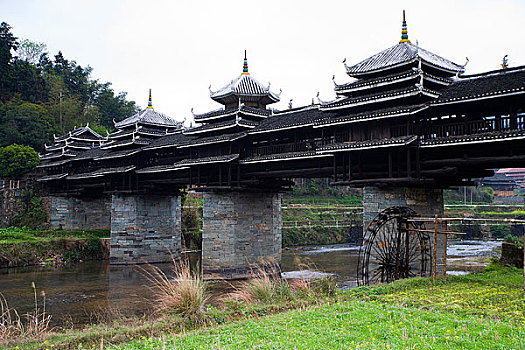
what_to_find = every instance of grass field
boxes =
[95,265,524,350]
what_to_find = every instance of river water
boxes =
[0,240,500,327]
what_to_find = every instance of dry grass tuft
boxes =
[0,282,52,343]
[0,292,22,340]
[227,261,286,303]
[141,258,208,320]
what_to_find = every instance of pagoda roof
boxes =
[54,125,106,142]
[210,74,280,106]
[345,42,464,77]
[115,108,182,128]
[432,66,525,105]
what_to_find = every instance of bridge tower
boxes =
[191,52,284,278]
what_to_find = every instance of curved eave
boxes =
[94,150,140,161]
[336,70,419,94]
[347,58,463,78]
[210,92,280,106]
[321,88,439,111]
[66,166,136,180]
[183,119,257,135]
[314,106,428,128]
[420,130,525,148]
[432,87,525,106]
[317,136,417,154]
[39,152,76,160]
[194,108,270,123]
[116,120,182,129]
[37,173,68,182]
[135,165,190,174]
[178,134,246,149]
[240,153,331,165]
[336,71,451,95]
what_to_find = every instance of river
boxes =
[0,240,500,327]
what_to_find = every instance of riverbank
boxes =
[3,264,523,349]
[0,227,109,267]
[111,265,525,349]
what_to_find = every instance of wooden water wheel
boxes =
[357,207,432,286]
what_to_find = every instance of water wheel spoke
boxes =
[357,206,433,285]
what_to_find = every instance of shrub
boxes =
[0,144,39,178]
[491,224,511,238]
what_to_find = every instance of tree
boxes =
[0,99,56,151]
[17,39,47,64]
[0,22,18,101]
[95,85,137,129]
[0,144,39,179]
[8,59,49,103]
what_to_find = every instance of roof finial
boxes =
[501,55,509,69]
[242,50,249,75]
[147,89,153,109]
[399,10,410,43]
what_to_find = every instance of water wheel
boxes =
[357,207,432,286]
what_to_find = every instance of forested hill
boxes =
[0,21,138,152]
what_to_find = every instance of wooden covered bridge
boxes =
[37,13,525,279]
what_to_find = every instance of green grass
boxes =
[100,266,525,350]
[283,195,363,206]
[119,301,523,350]
[0,227,109,244]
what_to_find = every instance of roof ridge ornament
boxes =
[147,89,153,109]
[399,10,410,43]
[343,58,350,72]
[501,55,509,69]
[242,50,249,75]
[456,57,470,78]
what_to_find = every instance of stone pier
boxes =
[202,191,282,280]
[363,187,444,229]
[49,196,111,230]
[110,194,181,264]
[363,186,446,270]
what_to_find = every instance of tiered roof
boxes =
[320,11,464,115]
[37,124,106,173]
[186,52,280,136]
[102,90,182,150]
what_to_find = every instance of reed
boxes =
[0,282,51,343]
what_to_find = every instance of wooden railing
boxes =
[246,116,525,158]
[245,139,324,157]
[392,116,525,140]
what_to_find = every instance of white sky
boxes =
[2,0,525,125]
